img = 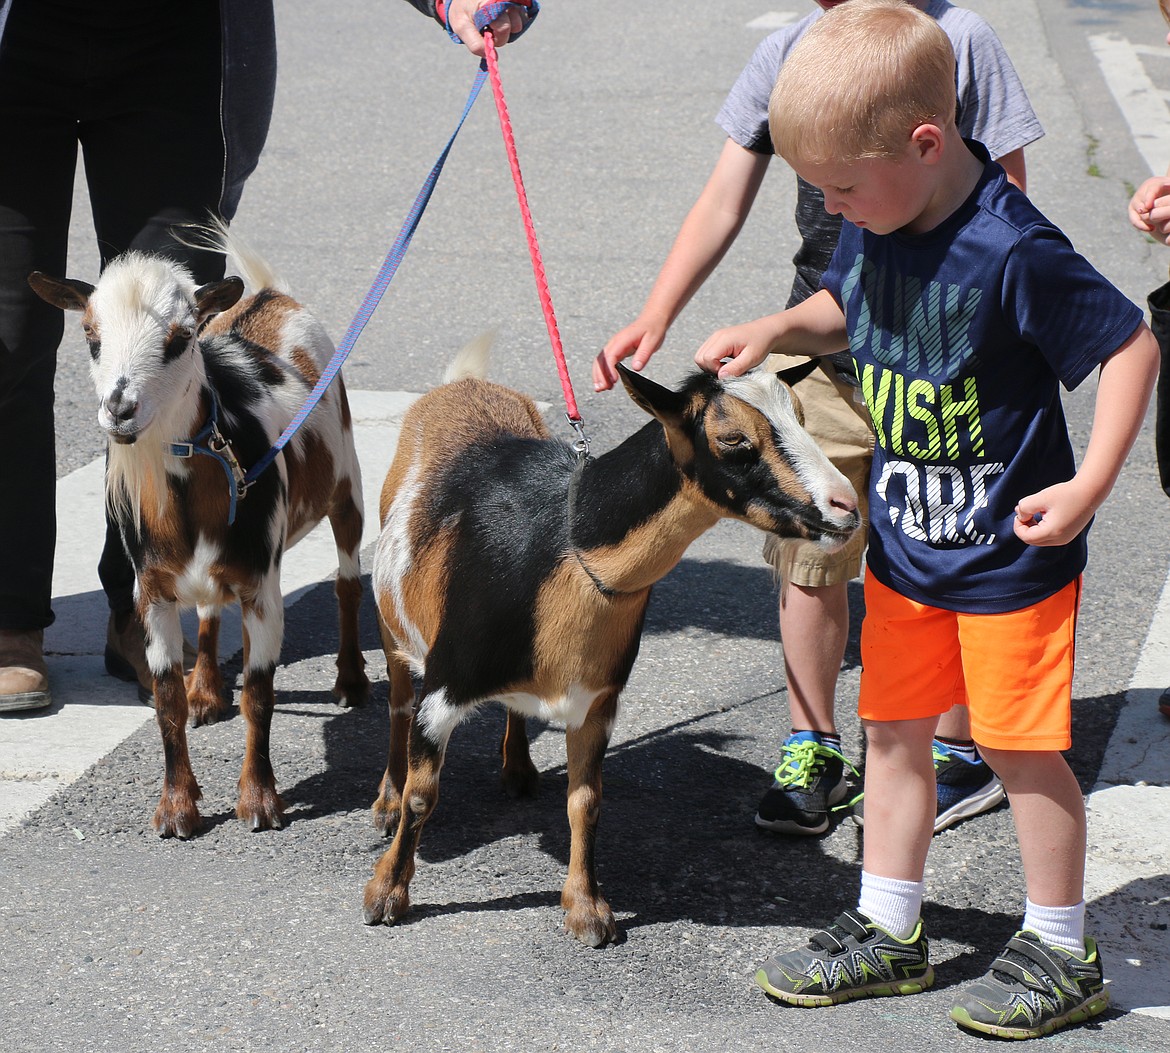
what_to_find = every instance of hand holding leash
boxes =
[438,0,539,57]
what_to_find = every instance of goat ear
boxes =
[786,382,806,427]
[194,276,245,322]
[617,364,689,425]
[27,272,94,312]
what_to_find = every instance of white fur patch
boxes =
[726,372,856,520]
[494,683,610,730]
[414,687,472,750]
[241,576,285,671]
[174,538,231,607]
[415,682,610,750]
[372,441,431,666]
[336,547,362,582]
[143,600,184,678]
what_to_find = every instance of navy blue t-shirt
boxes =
[821,146,1143,613]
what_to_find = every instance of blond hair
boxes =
[769,0,957,165]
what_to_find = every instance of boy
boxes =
[595,0,1044,837]
[694,0,1158,1038]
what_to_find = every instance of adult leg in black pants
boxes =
[0,0,262,710]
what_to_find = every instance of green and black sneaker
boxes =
[950,930,1109,1039]
[755,908,934,1007]
[755,731,854,835]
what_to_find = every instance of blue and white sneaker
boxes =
[853,740,1006,834]
[932,741,1006,831]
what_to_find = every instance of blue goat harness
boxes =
[167,389,248,525]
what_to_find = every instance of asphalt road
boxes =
[3,2,1169,1051]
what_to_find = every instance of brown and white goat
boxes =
[29,231,370,838]
[363,339,860,946]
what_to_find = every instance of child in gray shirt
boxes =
[595,1,1044,841]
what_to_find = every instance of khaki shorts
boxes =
[761,354,873,587]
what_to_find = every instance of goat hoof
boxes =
[501,763,540,800]
[152,784,203,839]
[152,807,202,840]
[188,699,229,727]
[236,788,285,831]
[248,813,283,832]
[361,902,393,926]
[372,808,401,838]
[362,882,410,926]
[184,672,228,726]
[371,792,402,836]
[564,903,618,948]
[332,677,370,709]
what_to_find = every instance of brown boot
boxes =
[105,610,153,705]
[0,628,52,713]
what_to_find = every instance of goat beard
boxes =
[106,438,171,524]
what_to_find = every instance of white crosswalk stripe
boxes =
[1090,32,1170,177]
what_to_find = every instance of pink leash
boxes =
[483,28,590,457]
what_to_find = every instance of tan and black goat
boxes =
[29,229,369,838]
[364,339,861,946]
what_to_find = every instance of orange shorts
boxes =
[858,574,1081,751]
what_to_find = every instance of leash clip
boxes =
[208,422,249,499]
[567,414,590,462]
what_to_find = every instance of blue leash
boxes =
[241,2,540,498]
[242,69,487,492]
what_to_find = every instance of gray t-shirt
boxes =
[716,0,1045,312]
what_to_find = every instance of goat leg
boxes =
[236,595,285,831]
[372,649,413,836]
[499,710,540,799]
[332,571,368,707]
[152,668,203,838]
[185,610,227,726]
[235,666,284,830]
[561,691,620,947]
[328,491,369,708]
[363,697,447,925]
[145,600,203,837]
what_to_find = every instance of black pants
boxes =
[0,0,231,629]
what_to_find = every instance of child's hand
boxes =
[1013,481,1097,547]
[594,319,666,392]
[694,319,779,378]
[1128,175,1170,244]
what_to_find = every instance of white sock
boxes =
[858,871,924,940]
[1023,898,1086,957]
[935,736,978,763]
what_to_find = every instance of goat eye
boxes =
[82,324,96,339]
[717,431,749,450]
[176,326,194,340]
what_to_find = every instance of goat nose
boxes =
[105,392,138,424]
[830,491,858,514]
